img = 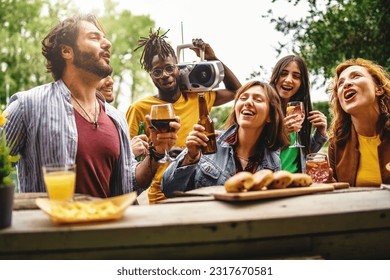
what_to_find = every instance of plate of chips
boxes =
[36,192,137,224]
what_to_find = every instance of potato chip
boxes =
[50,201,121,220]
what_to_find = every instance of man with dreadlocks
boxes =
[126,28,241,204]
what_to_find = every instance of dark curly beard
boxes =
[155,77,180,100]
[73,47,112,78]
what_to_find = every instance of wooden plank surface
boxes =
[13,193,96,210]
[1,188,390,259]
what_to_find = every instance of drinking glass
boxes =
[42,164,76,201]
[150,104,176,163]
[286,101,305,148]
[306,153,330,183]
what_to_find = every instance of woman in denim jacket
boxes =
[162,81,289,197]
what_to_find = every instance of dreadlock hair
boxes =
[134,28,177,72]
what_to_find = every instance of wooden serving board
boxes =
[213,183,335,201]
[173,185,227,197]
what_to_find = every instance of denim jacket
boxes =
[161,125,281,197]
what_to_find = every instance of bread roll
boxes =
[224,171,254,193]
[250,169,274,191]
[268,170,293,189]
[289,173,313,187]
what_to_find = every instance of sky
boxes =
[74,0,330,110]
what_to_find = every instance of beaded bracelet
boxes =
[148,146,165,161]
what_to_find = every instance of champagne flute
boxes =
[150,104,176,163]
[286,101,305,148]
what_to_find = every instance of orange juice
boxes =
[44,171,76,201]
[286,106,296,115]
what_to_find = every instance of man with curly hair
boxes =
[4,15,180,198]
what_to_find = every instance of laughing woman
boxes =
[161,80,289,197]
[328,58,390,186]
[270,55,328,173]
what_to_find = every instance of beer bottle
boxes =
[198,93,217,154]
[135,121,146,161]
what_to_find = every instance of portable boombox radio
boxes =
[177,44,224,93]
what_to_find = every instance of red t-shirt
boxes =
[74,102,120,197]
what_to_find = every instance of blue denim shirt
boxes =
[4,80,140,195]
[162,125,281,197]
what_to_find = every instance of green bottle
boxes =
[135,121,146,162]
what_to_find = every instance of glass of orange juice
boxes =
[42,164,76,201]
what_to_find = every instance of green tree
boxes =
[265,0,390,80]
[210,105,233,130]
[1,0,156,109]
[0,0,73,105]
[313,100,331,127]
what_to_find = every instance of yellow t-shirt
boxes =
[126,91,216,148]
[127,91,216,204]
[356,134,381,187]
[147,161,170,204]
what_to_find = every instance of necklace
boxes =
[71,94,99,128]
[236,155,250,162]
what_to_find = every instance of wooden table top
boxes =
[2,186,390,259]
[13,192,96,210]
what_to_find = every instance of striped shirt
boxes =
[4,79,140,196]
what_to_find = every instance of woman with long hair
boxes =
[161,80,289,197]
[328,58,390,186]
[270,55,328,173]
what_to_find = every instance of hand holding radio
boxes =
[191,38,217,60]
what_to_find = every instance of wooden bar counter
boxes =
[1,187,390,259]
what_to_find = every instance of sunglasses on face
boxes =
[150,64,177,79]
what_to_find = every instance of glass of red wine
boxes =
[150,104,176,163]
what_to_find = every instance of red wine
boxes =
[150,119,176,133]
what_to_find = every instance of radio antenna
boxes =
[181,21,185,61]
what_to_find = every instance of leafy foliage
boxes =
[0,0,74,105]
[0,110,19,186]
[265,0,390,80]
[210,105,233,130]
[312,100,331,127]
[0,0,156,108]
